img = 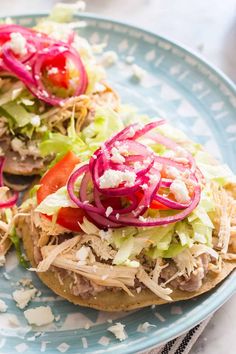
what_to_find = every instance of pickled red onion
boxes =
[0,24,88,106]
[67,121,201,228]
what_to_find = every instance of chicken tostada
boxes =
[17,110,236,311]
[0,4,119,176]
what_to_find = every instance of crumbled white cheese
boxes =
[105,206,113,217]
[81,337,88,348]
[9,32,27,56]
[75,246,90,264]
[18,278,33,287]
[137,322,156,333]
[12,88,23,100]
[170,179,190,204]
[107,322,127,341]
[0,299,8,312]
[0,254,6,266]
[11,137,24,151]
[166,166,180,179]
[141,183,148,190]
[101,51,118,67]
[98,336,110,346]
[125,55,135,64]
[30,115,40,127]
[110,147,125,163]
[99,229,112,242]
[15,343,29,352]
[154,311,166,322]
[28,143,39,156]
[149,174,160,185]
[131,64,146,81]
[94,82,106,92]
[115,213,120,220]
[47,67,59,75]
[24,306,54,326]
[164,150,175,158]
[99,169,136,189]
[3,272,10,280]
[37,125,47,133]
[21,98,34,106]
[12,288,37,309]
[101,274,108,280]
[84,322,90,330]
[123,260,140,268]
[134,161,142,170]
[127,126,136,138]
[92,42,107,54]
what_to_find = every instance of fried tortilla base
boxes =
[20,217,236,312]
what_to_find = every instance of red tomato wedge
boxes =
[43,53,69,89]
[37,151,85,232]
[135,191,170,210]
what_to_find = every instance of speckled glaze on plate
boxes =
[0,13,236,354]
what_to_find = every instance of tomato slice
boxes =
[37,151,85,232]
[135,191,170,210]
[43,53,69,89]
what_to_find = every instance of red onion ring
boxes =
[66,121,201,228]
[0,24,88,106]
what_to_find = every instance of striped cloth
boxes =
[144,316,212,354]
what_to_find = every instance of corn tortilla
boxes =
[19,216,236,312]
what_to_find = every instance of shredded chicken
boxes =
[71,274,105,298]
[179,267,205,292]
[33,212,71,247]
[137,268,173,301]
[41,95,91,135]
[80,234,116,260]
[222,253,236,260]
[212,182,236,253]
[174,249,197,276]
[37,236,81,272]
[0,117,8,138]
[40,247,136,296]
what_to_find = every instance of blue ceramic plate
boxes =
[0,14,236,354]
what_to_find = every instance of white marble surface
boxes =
[1,1,236,353]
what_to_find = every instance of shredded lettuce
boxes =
[175,222,193,247]
[35,186,76,215]
[49,1,85,23]
[113,236,134,265]
[195,151,236,185]
[82,107,124,150]
[40,111,90,165]
[10,229,28,268]
[0,81,25,106]
[1,101,36,128]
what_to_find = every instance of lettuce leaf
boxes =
[82,107,124,151]
[35,186,76,215]
[49,1,85,23]
[1,101,36,128]
[10,229,28,268]
[40,111,90,165]
[195,151,236,185]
